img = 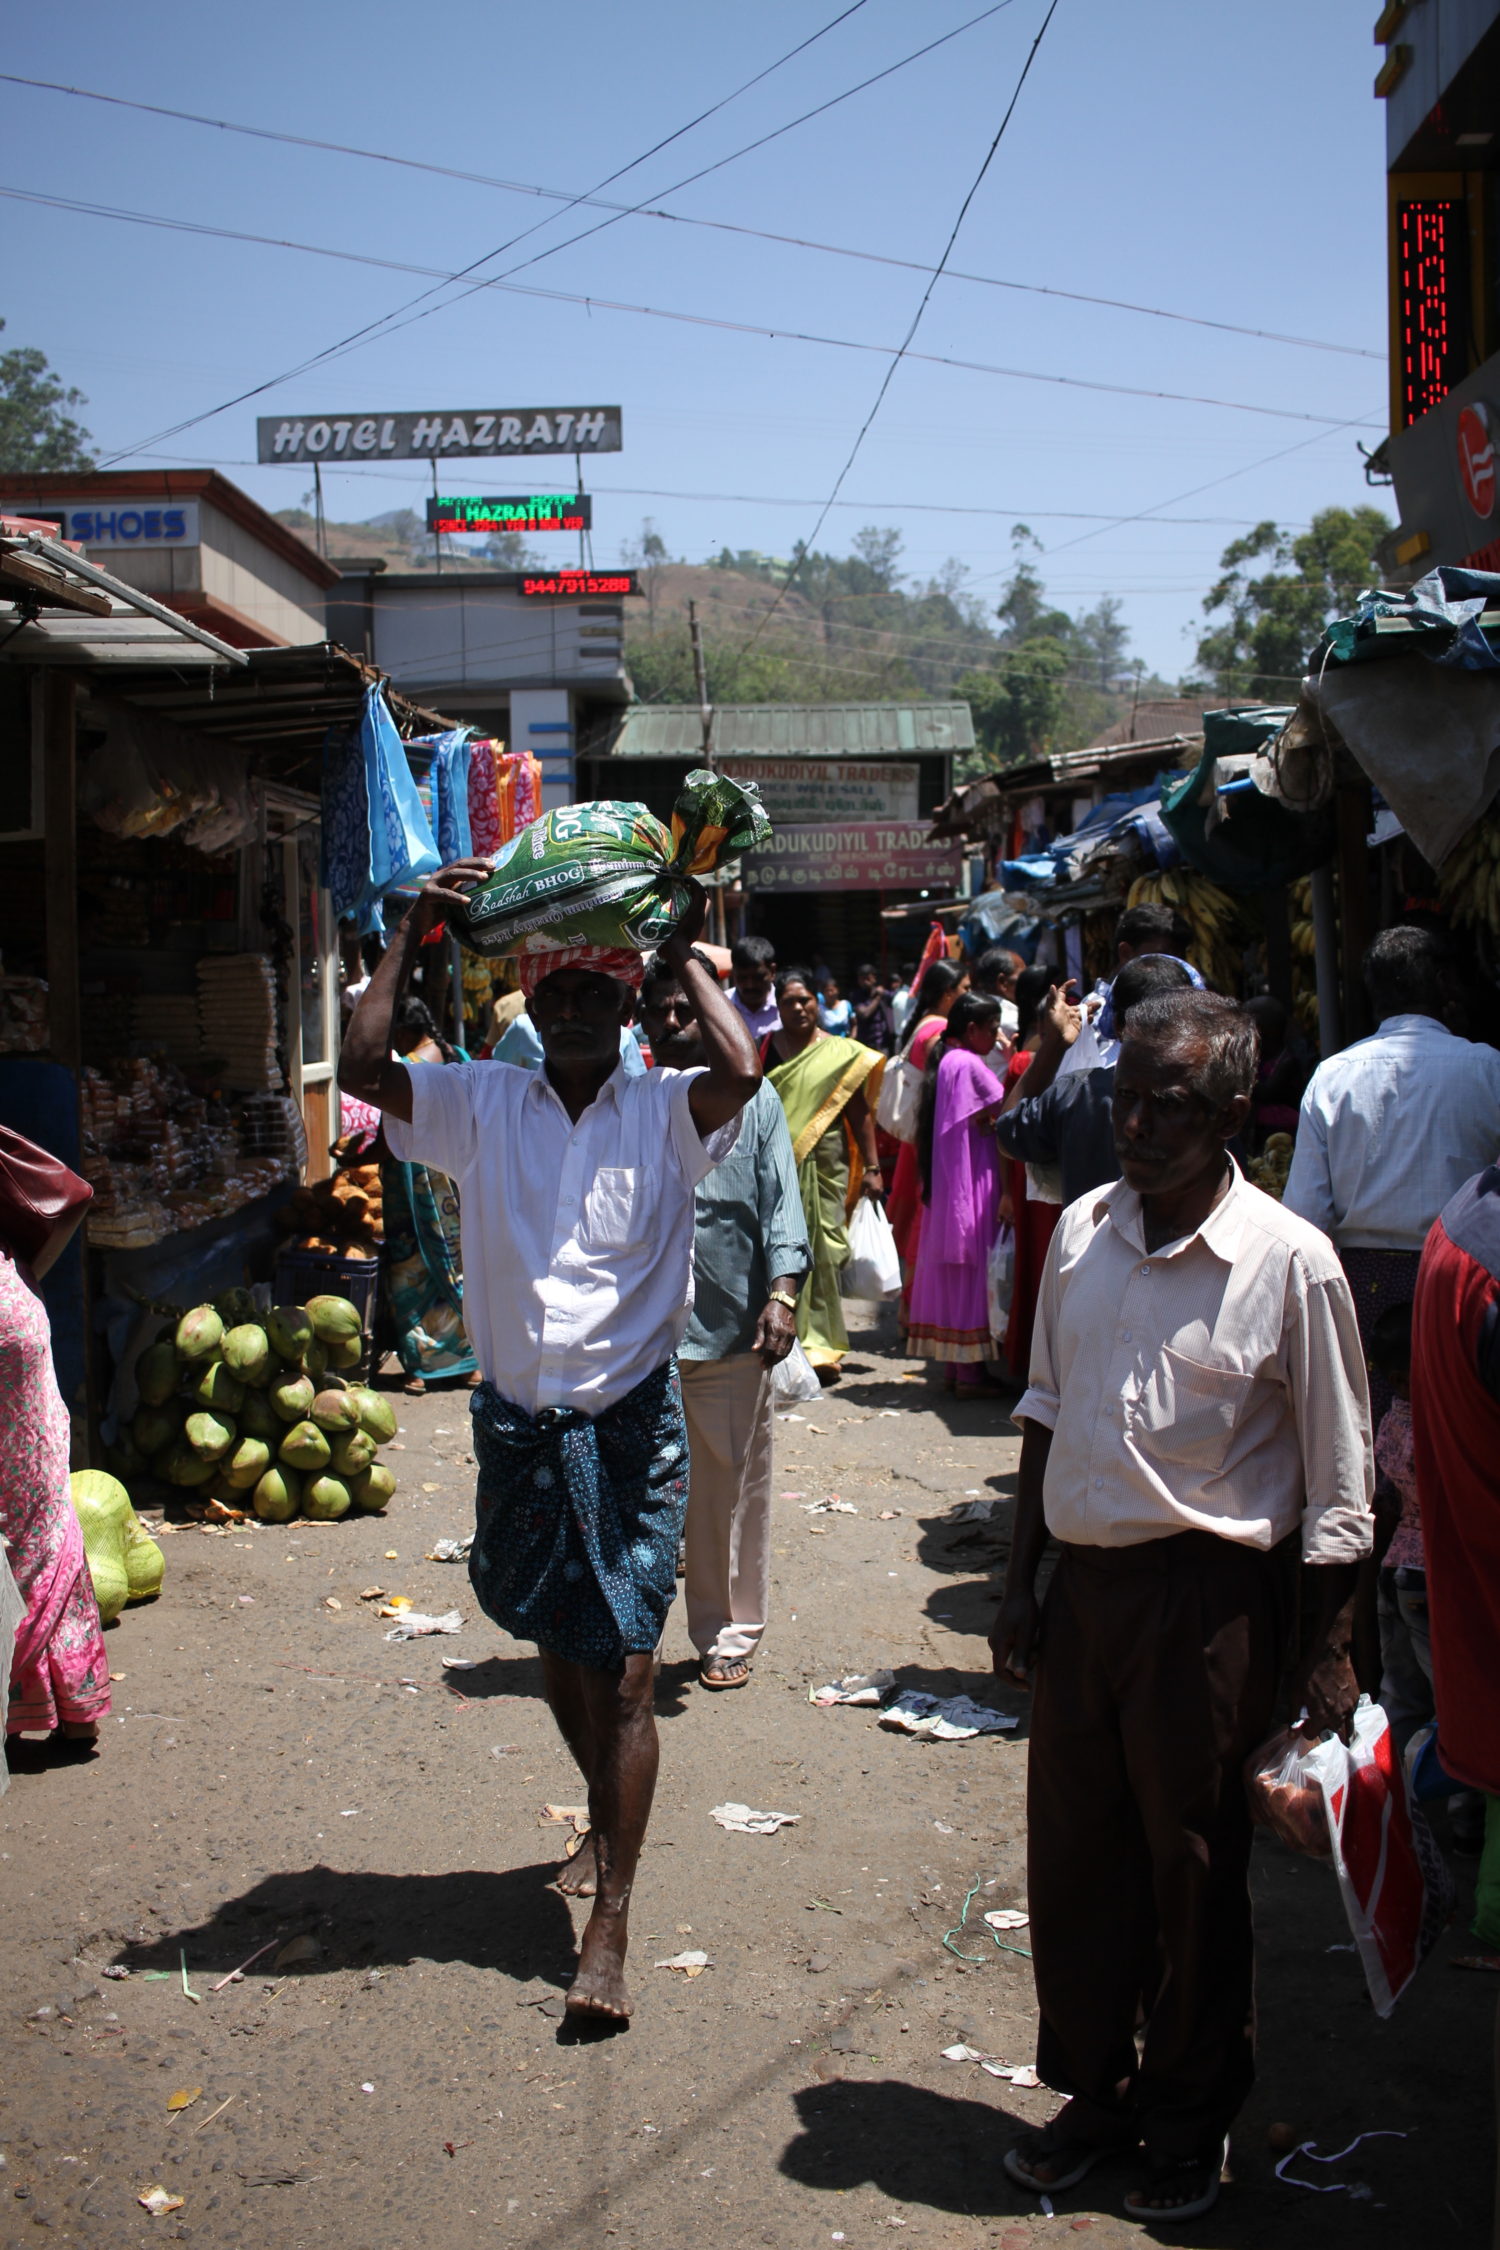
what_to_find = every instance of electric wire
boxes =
[0,69,1381,361]
[4,183,1379,435]
[743,0,1063,655]
[98,1,1018,464]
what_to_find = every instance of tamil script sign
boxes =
[720,758,918,823]
[741,823,964,895]
[256,406,622,464]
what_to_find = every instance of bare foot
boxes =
[554,1833,597,1897]
[565,1909,632,2023]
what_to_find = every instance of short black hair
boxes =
[1363,925,1450,1024]
[1112,952,1195,1031]
[1115,902,1177,953]
[775,964,817,1000]
[1124,990,1260,1106]
[732,935,776,973]
[1369,1300,1412,1378]
[973,945,1023,991]
[640,955,684,1007]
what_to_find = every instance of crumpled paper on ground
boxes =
[655,1949,712,1974]
[810,1670,895,1706]
[383,1609,463,1641]
[879,1691,1018,1741]
[427,1536,473,1562]
[710,1801,801,1834]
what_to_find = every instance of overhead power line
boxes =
[0,70,1381,362]
[98,1,1014,465]
[11,185,1379,436]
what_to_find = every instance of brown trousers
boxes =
[1027,1529,1293,2164]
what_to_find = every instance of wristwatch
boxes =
[768,1290,799,1311]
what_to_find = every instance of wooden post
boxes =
[42,672,80,1068]
[1334,771,1375,1047]
[1309,864,1342,1057]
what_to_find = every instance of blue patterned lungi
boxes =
[468,1361,689,1669]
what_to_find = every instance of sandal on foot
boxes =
[1003,2127,1128,2196]
[699,1654,751,1691]
[1122,2142,1226,2225]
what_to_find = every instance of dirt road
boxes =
[0,1304,1488,2247]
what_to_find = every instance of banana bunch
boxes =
[1125,869,1242,995]
[1438,811,1500,936]
[1247,1131,1295,1201]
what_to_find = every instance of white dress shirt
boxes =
[386,1060,739,1417]
[1017,1165,1373,1563]
[1283,1013,1500,1252]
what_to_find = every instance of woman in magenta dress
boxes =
[2,1208,111,1747]
[999,965,1062,1384]
[886,960,968,1324]
[906,993,1006,1390]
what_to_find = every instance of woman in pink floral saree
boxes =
[1,1228,110,1745]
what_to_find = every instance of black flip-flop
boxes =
[699,1656,751,1692]
[1003,2130,1129,2196]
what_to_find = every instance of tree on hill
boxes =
[0,323,94,472]
[1195,504,1392,698]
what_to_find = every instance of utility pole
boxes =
[688,600,726,944]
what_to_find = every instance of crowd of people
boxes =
[6,859,1500,2228]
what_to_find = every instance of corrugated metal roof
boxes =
[604,701,975,758]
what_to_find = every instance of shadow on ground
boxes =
[780,2077,1026,2215]
[116,1860,579,1987]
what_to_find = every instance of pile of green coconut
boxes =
[115,1288,398,1522]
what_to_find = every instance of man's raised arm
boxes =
[336,858,492,1122]
[662,884,762,1136]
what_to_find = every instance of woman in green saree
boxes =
[764,968,886,1384]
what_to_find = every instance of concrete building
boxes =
[0,470,339,646]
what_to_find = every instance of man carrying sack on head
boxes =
[339,857,761,2026]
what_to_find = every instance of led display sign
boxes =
[516,570,639,598]
[425,494,593,536]
[1396,197,1471,428]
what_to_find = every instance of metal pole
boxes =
[688,600,725,943]
[575,449,586,571]
[1309,863,1342,1057]
[314,461,327,559]
[432,460,442,578]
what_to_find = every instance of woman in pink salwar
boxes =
[2,1213,110,1748]
[907,993,1007,1392]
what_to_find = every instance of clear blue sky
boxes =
[3,0,1388,683]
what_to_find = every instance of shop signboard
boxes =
[256,407,622,463]
[720,757,919,823]
[8,500,200,549]
[741,822,964,895]
[1388,346,1500,569]
[426,494,593,535]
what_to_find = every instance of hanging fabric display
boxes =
[320,685,441,935]
[466,738,504,858]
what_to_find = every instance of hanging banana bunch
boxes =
[1125,869,1244,995]
[1437,809,1500,937]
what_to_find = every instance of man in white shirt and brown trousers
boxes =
[994,991,1373,2225]
[340,860,760,2028]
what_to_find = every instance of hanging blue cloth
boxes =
[320,686,440,935]
[413,729,475,865]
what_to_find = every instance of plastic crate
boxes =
[272,1248,381,1339]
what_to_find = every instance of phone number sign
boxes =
[741,823,964,894]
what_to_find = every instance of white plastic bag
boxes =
[841,1197,901,1300]
[875,1054,921,1142]
[771,1335,821,1403]
[987,1223,1015,1340]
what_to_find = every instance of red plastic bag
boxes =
[1249,1697,1452,2016]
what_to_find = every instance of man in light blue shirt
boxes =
[492,1010,647,1076]
[1284,925,1500,1414]
[640,953,810,1692]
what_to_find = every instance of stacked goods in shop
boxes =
[197,955,283,1090]
[1124,869,1244,996]
[1247,1133,1295,1200]
[130,993,201,1069]
[0,975,49,1054]
[1436,806,1500,940]
[81,1057,288,1250]
[279,1145,383,1259]
[118,1290,398,1523]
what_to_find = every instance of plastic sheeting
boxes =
[321,684,441,934]
[79,704,254,854]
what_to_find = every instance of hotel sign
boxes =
[257,407,622,463]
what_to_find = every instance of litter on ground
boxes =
[710,1802,801,1834]
[383,1609,463,1641]
[880,1691,1019,1741]
[427,1537,472,1562]
[811,1670,895,1706]
[949,1497,1005,1522]
[984,1908,1030,1931]
[655,1950,712,1974]
[802,1497,857,1515]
